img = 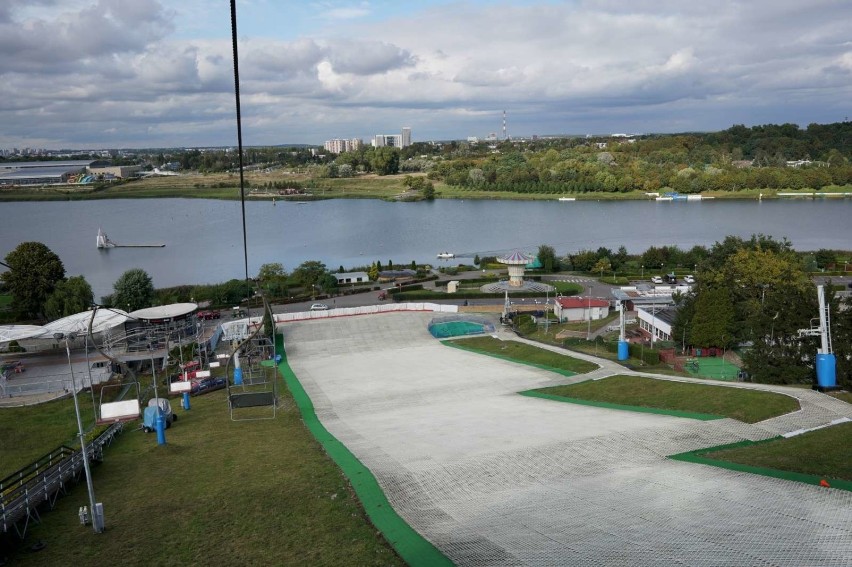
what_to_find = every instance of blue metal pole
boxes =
[234,351,243,385]
[155,410,166,445]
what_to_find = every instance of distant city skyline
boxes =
[2,1,851,149]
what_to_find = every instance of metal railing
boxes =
[0,422,123,538]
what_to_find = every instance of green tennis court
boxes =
[429,320,488,338]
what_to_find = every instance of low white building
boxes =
[334,272,370,284]
[637,306,677,343]
[553,296,610,322]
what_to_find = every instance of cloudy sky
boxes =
[2,0,851,149]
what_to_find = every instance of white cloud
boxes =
[1,0,851,147]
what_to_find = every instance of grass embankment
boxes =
[701,422,852,482]
[1,382,403,565]
[831,391,852,404]
[533,375,800,423]
[448,336,598,375]
[0,395,100,473]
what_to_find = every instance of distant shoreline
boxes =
[1,182,851,203]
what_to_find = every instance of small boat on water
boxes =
[97,227,116,249]
[437,252,455,259]
[557,197,576,202]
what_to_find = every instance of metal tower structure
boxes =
[502,110,508,140]
[798,284,836,389]
[616,301,629,360]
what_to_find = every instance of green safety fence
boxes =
[274,335,454,567]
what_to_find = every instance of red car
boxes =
[1,360,25,375]
[197,310,220,320]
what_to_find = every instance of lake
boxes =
[1,197,850,299]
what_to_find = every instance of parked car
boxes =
[310,303,329,311]
[197,310,220,320]
[142,397,176,432]
[191,376,227,396]
[1,360,25,375]
[651,276,663,284]
[683,275,695,284]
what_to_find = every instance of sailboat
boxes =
[96,228,116,249]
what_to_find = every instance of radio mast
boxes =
[502,110,508,140]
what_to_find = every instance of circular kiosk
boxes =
[480,251,554,294]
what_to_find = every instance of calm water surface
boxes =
[1,198,850,299]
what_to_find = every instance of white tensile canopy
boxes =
[43,308,130,336]
[0,325,48,344]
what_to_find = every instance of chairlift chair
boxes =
[224,291,279,421]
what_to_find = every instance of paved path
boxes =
[283,312,852,566]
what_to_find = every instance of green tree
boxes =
[473,254,481,266]
[257,262,286,281]
[368,262,379,281]
[813,249,836,270]
[592,258,612,279]
[44,276,94,320]
[257,262,288,298]
[1,242,66,319]
[570,249,599,272]
[421,181,436,200]
[691,287,735,348]
[370,147,400,175]
[292,261,328,296]
[112,268,155,311]
[833,294,852,389]
[537,245,558,272]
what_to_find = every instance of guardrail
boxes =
[1,422,123,538]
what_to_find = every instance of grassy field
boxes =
[550,281,584,294]
[831,391,852,404]
[449,336,599,375]
[1,379,403,566]
[535,375,800,423]
[702,422,852,481]
[0,394,101,473]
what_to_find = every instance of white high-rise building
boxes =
[372,134,402,148]
[323,138,363,153]
[373,127,412,149]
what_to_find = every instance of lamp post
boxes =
[641,265,644,279]
[55,332,103,533]
[544,286,550,334]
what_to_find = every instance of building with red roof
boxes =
[554,296,610,323]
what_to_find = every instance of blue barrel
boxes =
[617,341,629,361]
[234,367,243,385]
[182,392,191,411]
[816,353,837,389]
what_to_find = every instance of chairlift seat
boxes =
[229,392,276,408]
[97,399,141,424]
